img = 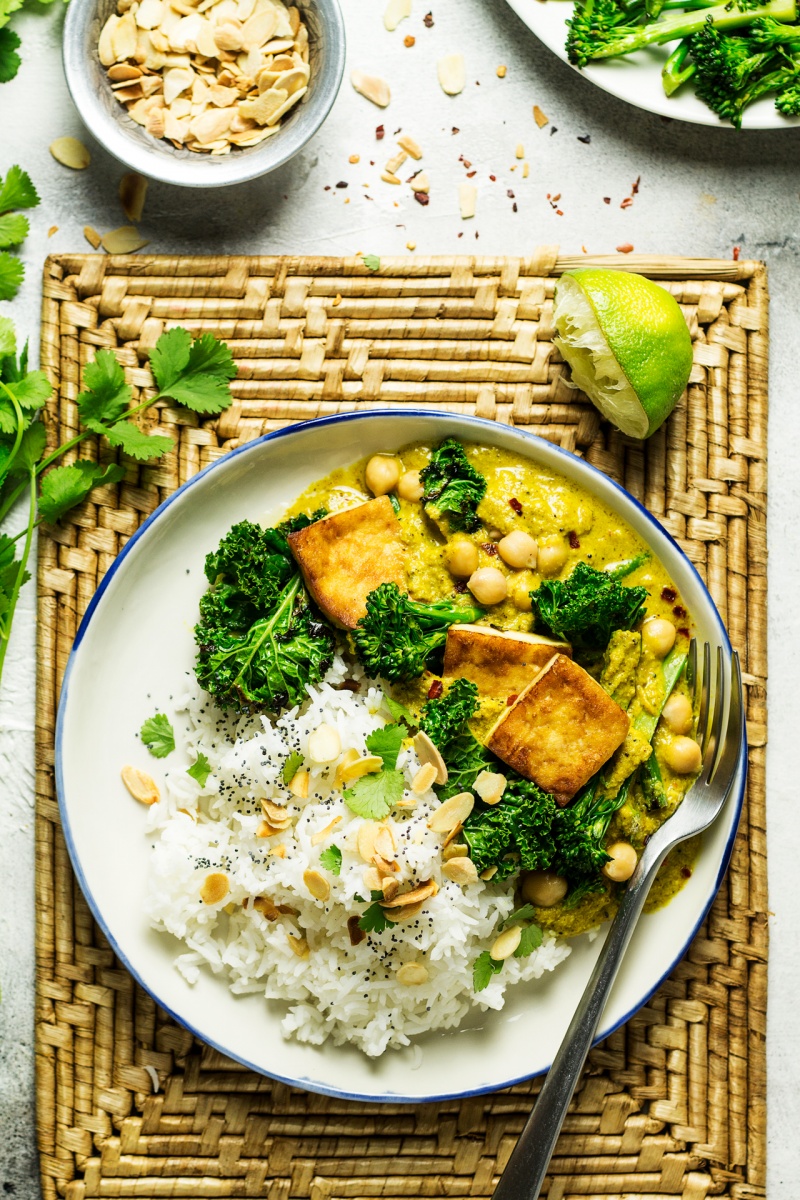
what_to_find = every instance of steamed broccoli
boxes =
[195,516,335,713]
[420,439,487,533]
[419,677,480,748]
[529,561,648,656]
[662,40,698,94]
[352,582,482,681]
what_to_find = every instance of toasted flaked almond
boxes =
[459,183,477,220]
[84,225,102,250]
[437,53,465,95]
[442,841,468,861]
[396,798,417,810]
[190,106,235,143]
[385,149,407,175]
[136,0,163,27]
[239,86,288,125]
[208,83,239,107]
[428,791,474,834]
[363,866,382,892]
[200,872,229,905]
[269,843,287,858]
[340,753,383,782]
[347,914,367,945]
[381,876,400,901]
[491,925,522,960]
[163,65,195,104]
[241,8,278,48]
[412,762,438,795]
[303,869,331,901]
[146,105,166,138]
[396,961,428,986]
[50,137,91,170]
[262,86,305,124]
[256,819,285,838]
[108,62,142,81]
[114,84,144,102]
[480,866,499,880]
[515,142,524,158]
[287,933,309,958]
[310,815,342,846]
[112,12,138,60]
[413,731,447,784]
[276,66,308,96]
[382,879,438,908]
[334,747,360,785]
[388,899,426,924]
[522,161,530,179]
[533,104,549,128]
[357,821,381,864]
[374,825,395,862]
[307,722,342,764]
[412,170,430,194]
[99,14,121,65]
[442,856,479,886]
[397,133,422,159]
[163,110,190,142]
[375,855,398,877]
[101,226,149,254]
[261,797,289,822]
[383,0,411,29]
[288,768,309,799]
[473,770,507,806]
[121,765,159,805]
[213,19,244,51]
[351,69,390,107]
[253,895,280,919]
[194,16,219,57]
[119,172,148,222]
[381,171,401,185]
[442,821,463,848]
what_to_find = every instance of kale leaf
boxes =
[530,561,648,655]
[419,677,479,749]
[420,438,487,533]
[463,778,557,880]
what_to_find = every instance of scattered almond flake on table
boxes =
[533,105,549,128]
[437,54,464,96]
[385,149,407,175]
[412,170,429,193]
[383,0,411,31]
[49,137,91,170]
[119,172,148,222]
[523,161,530,178]
[101,226,150,254]
[83,226,102,249]
[515,143,524,158]
[397,133,422,159]
[351,70,390,107]
[459,182,476,219]
[47,226,58,237]
[406,241,416,250]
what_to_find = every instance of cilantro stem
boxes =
[0,379,25,488]
[0,464,36,685]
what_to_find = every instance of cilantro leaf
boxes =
[0,316,15,358]
[319,844,342,875]
[282,750,304,784]
[0,213,28,248]
[500,903,537,929]
[362,254,380,272]
[383,693,415,726]
[365,722,406,771]
[358,901,396,933]
[5,369,50,410]
[11,421,46,473]
[38,461,126,523]
[0,251,23,301]
[101,420,174,462]
[473,951,503,993]
[0,166,39,213]
[140,713,175,758]
[150,328,237,414]
[343,767,404,819]
[77,349,131,424]
[515,923,543,958]
[0,31,22,85]
[187,752,212,787]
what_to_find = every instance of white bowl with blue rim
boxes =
[56,409,746,1102]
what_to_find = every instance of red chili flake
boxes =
[603,197,611,204]
[462,158,472,168]
[556,210,563,216]
[451,126,459,134]
[673,604,687,618]
[323,185,331,191]
[577,134,591,144]
[616,243,634,254]
[681,866,693,880]
[481,542,499,556]
[512,203,517,212]
[427,679,443,700]
[620,197,633,209]
[337,679,360,693]
[678,626,690,638]
[568,530,580,549]
[466,170,477,178]
[632,175,641,194]
[489,174,496,181]
[661,585,677,603]
[507,189,515,199]
[414,191,429,206]
[457,232,463,238]
[423,10,434,25]
[509,497,523,515]
[552,192,561,201]
[375,125,385,140]
[733,245,741,261]
[506,693,519,707]
[335,181,348,188]
[453,579,467,593]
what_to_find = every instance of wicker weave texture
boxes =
[35,252,768,1200]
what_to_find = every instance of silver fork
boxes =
[492,642,745,1200]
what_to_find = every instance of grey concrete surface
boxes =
[0,0,797,1192]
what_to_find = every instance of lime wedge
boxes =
[553,268,693,439]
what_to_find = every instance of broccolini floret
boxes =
[420,439,487,533]
[352,582,482,681]
[529,561,648,656]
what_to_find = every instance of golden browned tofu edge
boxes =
[287,496,406,630]
[485,653,630,804]
[443,626,571,697]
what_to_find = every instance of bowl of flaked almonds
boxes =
[63,0,345,186]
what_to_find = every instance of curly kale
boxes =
[420,438,487,533]
[195,516,335,714]
[352,582,482,681]
[463,779,558,880]
[550,775,636,882]
[530,561,647,656]
[419,677,480,748]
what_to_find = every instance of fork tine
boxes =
[687,637,697,691]
[698,646,726,787]
[696,641,712,751]
[709,650,744,786]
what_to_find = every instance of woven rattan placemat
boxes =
[35,251,768,1200]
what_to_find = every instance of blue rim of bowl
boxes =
[55,407,747,1103]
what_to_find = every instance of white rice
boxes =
[145,657,571,1057]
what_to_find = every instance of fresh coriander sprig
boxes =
[0,166,39,300]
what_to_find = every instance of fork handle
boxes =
[492,845,668,1200]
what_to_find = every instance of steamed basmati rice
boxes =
[145,657,571,1056]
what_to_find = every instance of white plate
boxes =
[56,410,746,1103]
[505,0,800,129]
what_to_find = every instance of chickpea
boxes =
[662,735,703,775]
[365,454,401,497]
[662,692,694,736]
[520,869,568,908]
[537,538,568,578]
[642,617,677,659]
[396,469,424,502]
[602,842,638,883]
[467,567,508,606]
[498,530,539,570]
[445,539,479,578]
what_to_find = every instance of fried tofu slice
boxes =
[443,625,571,699]
[287,496,405,629]
[485,653,629,805]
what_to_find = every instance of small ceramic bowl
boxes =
[62,0,346,188]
